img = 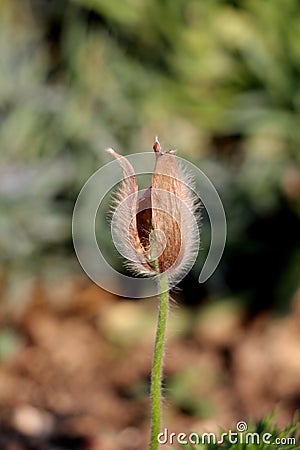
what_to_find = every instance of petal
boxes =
[151,141,198,275]
[136,186,152,252]
[107,148,154,274]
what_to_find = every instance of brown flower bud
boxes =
[107,139,198,280]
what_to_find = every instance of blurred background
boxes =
[0,0,300,449]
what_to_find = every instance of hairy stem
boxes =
[149,272,169,450]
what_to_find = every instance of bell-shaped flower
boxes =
[107,138,199,285]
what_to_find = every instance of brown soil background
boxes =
[0,276,299,450]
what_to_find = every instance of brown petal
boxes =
[151,140,193,274]
[107,148,154,274]
[136,186,152,252]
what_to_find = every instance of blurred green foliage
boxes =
[0,0,299,310]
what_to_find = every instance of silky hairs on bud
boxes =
[107,139,199,286]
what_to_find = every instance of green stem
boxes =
[149,272,169,450]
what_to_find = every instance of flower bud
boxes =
[107,139,199,281]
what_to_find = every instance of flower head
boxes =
[107,138,199,283]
